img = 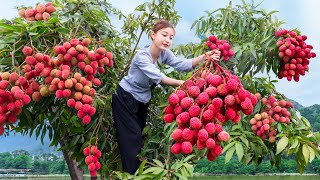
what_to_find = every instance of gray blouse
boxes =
[119,45,193,104]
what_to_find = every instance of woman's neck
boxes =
[150,43,161,63]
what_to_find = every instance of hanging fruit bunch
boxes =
[18,2,56,21]
[163,36,259,161]
[275,29,316,82]
[249,95,293,143]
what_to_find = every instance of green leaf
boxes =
[240,136,249,147]
[249,43,257,59]
[173,172,188,180]
[183,155,195,163]
[276,136,288,155]
[235,142,244,161]
[302,144,310,164]
[143,167,162,174]
[138,160,146,175]
[222,141,236,154]
[308,146,315,163]
[225,147,235,163]
[153,159,164,168]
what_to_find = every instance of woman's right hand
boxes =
[209,50,221,61]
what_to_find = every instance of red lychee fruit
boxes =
[197,92,209,105]
[171,129,182,141]
[163,114,174,123]
[224,94,235,106]
[211,145,222,156]
[198,129,209,142]
[202,109,214,122]
[218,131,230,142]
[188,105,201,117]
[171,143,182,154]
[168,93,179,105]
[188,86,200,98]
[205,86,217,98]
[23,46,33,56]
[206,138,216,149]
[205,122,216,135]
[190,117,202,130]
[181,141,193,154]
[180,97,193,109]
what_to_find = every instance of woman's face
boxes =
[151,27,175,50]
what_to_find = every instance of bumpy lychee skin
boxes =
[174,105,183,115]
[190,117,202,130]
[218,131,230,142]
[225,107,236,120]
[214,124,223,134]
[206,138,216,149]
[163,114,174,123]
[202,109,214,122]
[211,145,222,156]
[188,86,200,98]
[164,105,174,114]
[180,97,193,109]
[212,98,223,109]
[168,93,179,105]
[196,140,206,150]
[196,78,206,90]
[197,92,209,105]
[226,79,239,92]
[207,151,217,161]
[224,94,235,106]
[171,143,182,154]
[176,112,190,124]
[217,84,229,96]
[205,86,217,98]
[171,129,182,141]
[23,46,33,56]
[182,128,193,141]
[188,105,201,117]
[176,90,187,101]
[181,141,193,154]
[205,122,216,135]
[198,129,209,142]
[207,74,222,87]
[241,97,252,110]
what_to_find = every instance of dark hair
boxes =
[151,19,175,33]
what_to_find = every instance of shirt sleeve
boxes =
[133,51,166,85]
[164,49,194,73]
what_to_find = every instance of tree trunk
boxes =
[60,139,84,180]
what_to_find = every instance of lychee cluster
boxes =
[275,29,316,82]
[205,35,234,61]
[0,38,113,136]
[164,60,259,161]
[18,2,56,22]
[249,95,293,143]
[83,145,102,177]
[0,72,32,136]
[21,38,113,125]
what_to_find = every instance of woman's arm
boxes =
[192,50,221,68]
[161,76,184,87]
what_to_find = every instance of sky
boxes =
[1,0,319,107]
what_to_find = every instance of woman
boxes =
[112,19,220,174]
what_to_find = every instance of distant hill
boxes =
[0,132,60,155]
[290,99,304,110]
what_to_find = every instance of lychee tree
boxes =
[0,0,319,180]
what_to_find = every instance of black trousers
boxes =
[112,85,148,174]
